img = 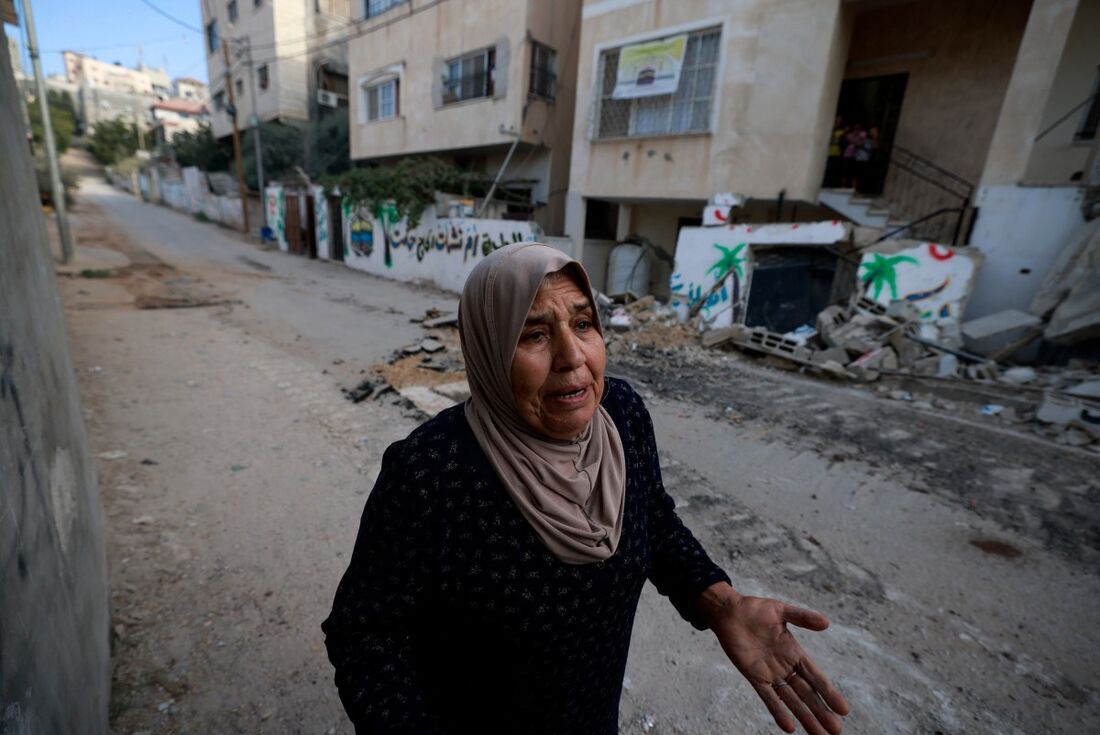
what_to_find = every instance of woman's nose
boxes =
[552,330,585,371]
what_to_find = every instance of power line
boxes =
[41,35,187,54]
[138,0,204,35]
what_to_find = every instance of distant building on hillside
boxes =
[151,98,210,145]
[174,76,209,104]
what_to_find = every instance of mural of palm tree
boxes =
[707,242,746,280]
[860,253,919,301]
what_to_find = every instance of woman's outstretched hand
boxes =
[698,583,850,735]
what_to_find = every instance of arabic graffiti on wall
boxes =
[342,206,541,293]
[264,187,287,251]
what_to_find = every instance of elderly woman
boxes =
[322,243,849,735]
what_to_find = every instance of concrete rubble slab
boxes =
[397,385,456,416]
[1065,380,1100,399]
[961,309,1043,356]
[433,380,471,403]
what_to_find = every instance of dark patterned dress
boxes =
[322,378,730,734]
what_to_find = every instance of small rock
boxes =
[132,516,155,525]
[98,450,128,461]
[1059,428,1094,447]
[420,338,445,353]
[156,699,174,712]
[999,366,1038,385]
[888,390,913,402]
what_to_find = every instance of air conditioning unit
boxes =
[317,89,339,108]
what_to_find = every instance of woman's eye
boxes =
[576,320,592,331]
[525,331,547,343]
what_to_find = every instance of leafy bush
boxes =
[27,90,77,153]
[172,123,230,171]
[88,119,142,165]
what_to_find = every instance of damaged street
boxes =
[60,175,1100,735]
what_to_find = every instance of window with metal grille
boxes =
[443,47,495,104]
[363,78,398,121]
[213,91,225,111]
[1076,66,1100,142]
[206,20,219,53]
[529,41,556,102]
[258,64,269,91]
[595,26,720,139]
[366,0,404,18]
[228,1,238,23]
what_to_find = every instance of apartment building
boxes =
[201,0,353,140]
[174,76,209,103]
[346,0,582,234]
[564,0,1100,315]
[62,52,171,96]
[152,98,211,145]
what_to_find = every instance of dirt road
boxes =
[60,176,1099,734]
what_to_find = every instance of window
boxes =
[1076,65,1100,143]
[258,64,269,91]
[366,0,404,18]
[443,48,495,104]
[529,41,556,102]
[362,78,398,121]
[254,0,263,7]
[206,20,219,53]
[235,78,243,97]
[228,1,239,23]
[595,26,720,139]
[213,91,225,111]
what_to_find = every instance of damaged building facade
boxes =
[564,0,1100,344]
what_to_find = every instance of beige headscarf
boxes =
[458,242,627,565]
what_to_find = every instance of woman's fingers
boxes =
[789,673,843,735]
[782,604,830,631]
[799,657,850,716]
[776,680,831,735]
[753,682,798,734]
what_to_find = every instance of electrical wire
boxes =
[138,0,205,34]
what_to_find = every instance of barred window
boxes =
[443,48,495,104]
[595,27,720,140]
[530,41,557,102]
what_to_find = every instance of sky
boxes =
[9,0,208,82]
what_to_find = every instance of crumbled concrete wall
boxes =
[0,26,110,735]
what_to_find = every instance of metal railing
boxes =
[881,144,975,245]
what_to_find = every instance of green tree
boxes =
[326,157,466,229]
[241,120,305,190]
[87,118,141,165]
[307,113,350,179]
[27,89,76,153]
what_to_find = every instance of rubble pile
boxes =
[600,294,699,357]
[688,292,1100,449]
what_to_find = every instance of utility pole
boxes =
[241,36,266,227]
[21,0,74,263]
[222,40,250,235]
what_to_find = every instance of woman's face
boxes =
[511,272,606,441]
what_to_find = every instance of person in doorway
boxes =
[322,243,850,735]
[841,122,866,188]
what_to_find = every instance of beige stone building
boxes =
[564,0,1100,314]
[346,0,582,234]
[201,0,353,140]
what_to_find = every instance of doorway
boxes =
[825,73,908,194]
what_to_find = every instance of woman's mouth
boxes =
[549,386,589,404]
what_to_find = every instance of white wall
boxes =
[965,184,1098,318]
[340,204,542,293]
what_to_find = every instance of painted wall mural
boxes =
[342,205,542,293]
[858,242,981,329]
[311,185,330,260]
[671,221,850,327]
[264,187,287,251]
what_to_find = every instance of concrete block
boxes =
[433,380,471,403]
[1066,380,1100,399]
[961,309,1043,356]
[398,386,457,416]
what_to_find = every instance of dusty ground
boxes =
[56,171,1100,734]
